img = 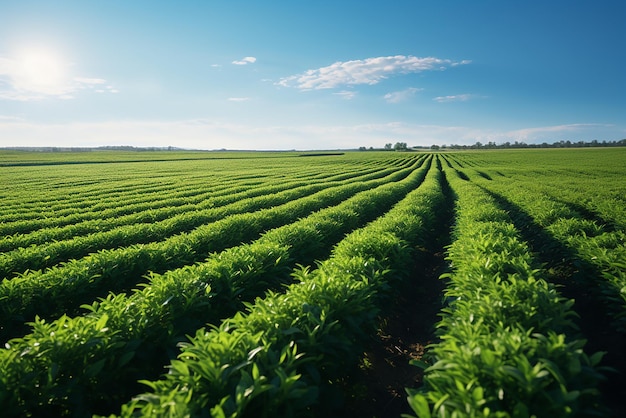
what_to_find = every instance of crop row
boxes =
[440,154,626,322]
[0,157,409,235]
[0,155,392,218]
[0,177,256,226]
[0,180,247,249]
[487,168,626,232]
[2,150,623,416]
[0,157,434,416]
[0,159,387,246]
[0,158,421,275]
[471,174,626,331]
[0,157,425,342]
[406,160,606,416]
[0,153,413,213]
[111,158,445,417]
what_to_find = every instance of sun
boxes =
[12,46,70,96]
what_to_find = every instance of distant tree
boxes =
[372,138,626,151]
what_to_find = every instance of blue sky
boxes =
[0,0,624,150]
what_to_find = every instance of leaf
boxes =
[568,356,582,375]
[282,327,303,336]
[589,351,605,366]
[251,363,260,380]
[118,350,135,367]
[409,359,430,370]
[248,346,264,361]
[406,393,432,418]
[95,313,109,331]
[433,394,450,412]
[85,358,106,378]
[472,386,484,403]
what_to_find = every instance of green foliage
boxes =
[1,149,624,416]
[406,161,607,417]
[0,156,427,341]
[113,160,444,417]
[0,155,433,415]
[468,157,626,331]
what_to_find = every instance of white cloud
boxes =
[333,90,357,100]
[278,55,469,90]
[232,56,257,65]
[74,77,107,86]
[227,97,251,102]
[0,115,26,122]
[0,53,116,101]
[433,94,473,103]
[384,87,422,103]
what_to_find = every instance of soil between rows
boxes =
[334,248,448,417]
[306,163,455,417]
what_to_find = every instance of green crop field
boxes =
[1,148,625,417]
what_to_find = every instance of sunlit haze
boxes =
[0,1,624,150]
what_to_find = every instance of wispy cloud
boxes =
[232,56,257,65]
[95,85,119,94]
[73,77,106,85]
[333,90,357,100]
[0,115,26,122]
[384,87,422,103]
[227,97,251,102]
[74,78,119,94]
[277,55,469,90]
[0,54,116,101]
[433,94,474,103]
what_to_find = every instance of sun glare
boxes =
[12,47,70,95]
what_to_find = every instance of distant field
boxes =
[0,149,304,166]
[1,148,624,417]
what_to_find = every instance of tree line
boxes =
[359,139,626,151]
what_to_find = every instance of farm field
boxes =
[0,148,625,417]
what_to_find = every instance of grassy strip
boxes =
[406,165,606,417]
[0,158,432,416]
[112,162,444,417]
